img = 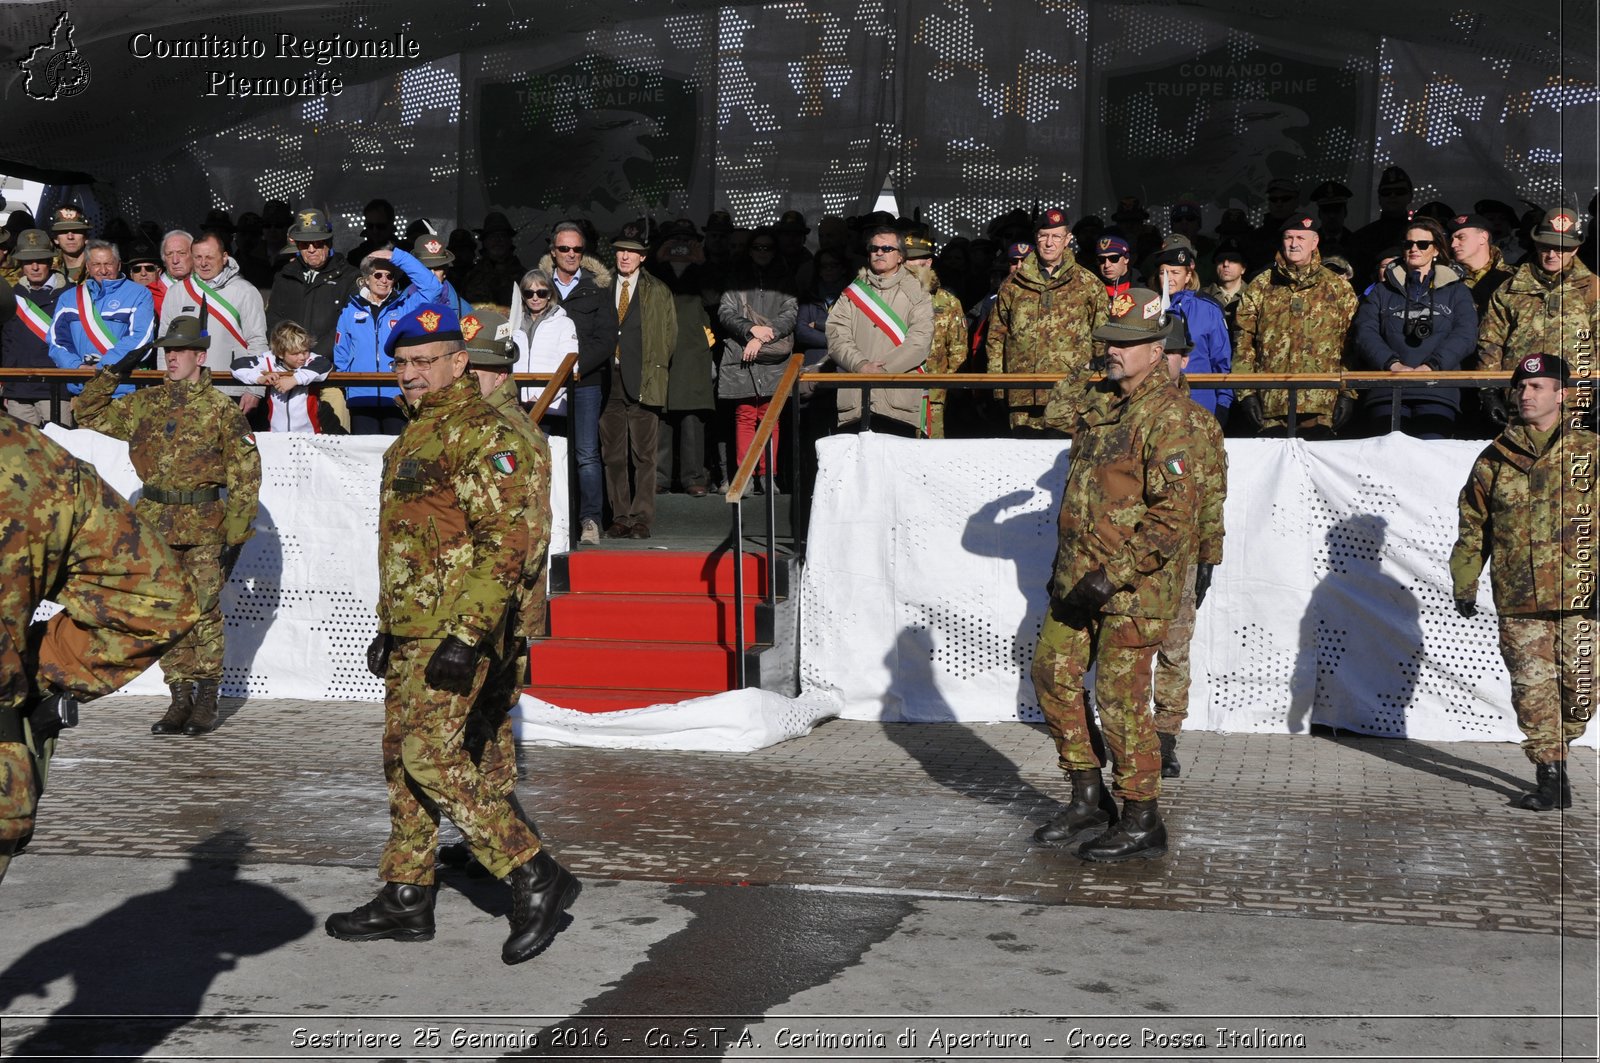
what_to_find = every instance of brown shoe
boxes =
[686,485,708,497]
[629,523,651,539]
[604,521,630,538]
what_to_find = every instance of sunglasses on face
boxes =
[1099,254,1125,263]
[129,263,160,274]
[553,245,583,254]
[370,270,396,280]
[868,244,901,255]
[522,288,551,298]
[296,240,331,250]
[1402,240,1434,250]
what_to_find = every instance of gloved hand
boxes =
[366,633,392,678]
[220,543,243,579]
[103,342,152,380]
[1064,570,1118,614]
[27,688,79,744]
[1234,394,1264,435]
[1480,389,1511,430]
[425,635,478,690]
[1332,395,1358,433]
[1194,562,1215,609]
[1455,598,1478,618]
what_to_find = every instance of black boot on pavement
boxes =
[151,683,193,735]
[1033,769,1119,843]
[503,850,581,965]
[437,842,490,877]
[1516,762,1572,811]
[1159,732,1181,778]
[183,680,221,735]
[326,882,436,941]
[1078,798,1169,862]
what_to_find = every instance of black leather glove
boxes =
[103,342,152,380]
[366,633,392,678]
[425,635,478,690]
[27,688,79,744]
[1234,394,1264,435]
[1455,598,1478,618]
[220,543,243,579]
[1332,394,1358,433]
[1480,389,1511,430]
[1064,570,1118,614]
[1194,562,1215,609]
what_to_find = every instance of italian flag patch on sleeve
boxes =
[490,450,518,475]
[1163,455,1187,478]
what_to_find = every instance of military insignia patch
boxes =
[489,450,517,475]
[1455,215,1468,226]
[243,432,257,447]
[424,238,443,255]
[1142,298,1163,319]
[1523,356,1543,373]
[419,311,441,333]
[1163,455,1187,478]
[1098,237,1114,252]
[1552,213,1575,232]
[460,315,483,343]
[1110,293,1135,318]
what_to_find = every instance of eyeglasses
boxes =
[868,244,901,255]
[1099,254,1125,263]
[370,270,396,280]
[1402,239,1434,250]
[522,288,551,298]
[553,245,583,254]
[295,240,331,250]
[129,263,160,274]
[391,352,449,371]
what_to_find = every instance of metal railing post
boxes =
[764,434,777,608]
[1287,387,1299,438]
[732,499,747,688]
[1390,385,1402,435]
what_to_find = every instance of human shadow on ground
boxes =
[0,830,315,1059]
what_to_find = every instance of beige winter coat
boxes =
[825,266,934,429]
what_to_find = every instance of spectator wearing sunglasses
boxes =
[123,239,167,317]
[0,228,72,426]
[1352,216,1476,438]
[331,243,444,434]
[826,225,934,436]
[508,267,578,417]
[268,209,359,428]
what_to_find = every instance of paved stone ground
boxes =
[23,696,1597,941]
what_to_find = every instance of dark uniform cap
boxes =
[385,302,464,356]
[1006,241,1033,261]
[1036,207,1069,231]
[50,205,90,233]
[1093,287,1170,343]
[1153,235,1196,268]
[1164,312,1194,354]
[124,240,160,267]
[1096,235,1131,257]
[1511,353,1570,386]
[153,315,211,350]
[1532,207,1584,249]
[462,308,516,368]
[611,218,649,252]
[1212,238,1247,265]
[903,233,935,260]
[288,209,334,242]
[411,233,454,267]
[1448,213,1493,235]
[1378,166,1413,192]
[775,210,810,234]
[477,211,517,237]
[1280,213,1321,234]
[1310,181,1354,205]
[11,229,56,262]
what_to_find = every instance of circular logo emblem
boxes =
[1523,356,1543,373]
[1552,213,1575,232]
[424,239,443,255]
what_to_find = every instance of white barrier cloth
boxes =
[800,433,1597,747]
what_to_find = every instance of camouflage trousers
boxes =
[1032,605,1168,801]
[0,721,55,885]
[160,545,224,683]
[1498,612,1596,764]
[463,632,528,805]
[1153,563,1198,735]
[378,637,542,886]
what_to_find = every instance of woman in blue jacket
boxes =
[332,245,442,434]
[1351,217,1477,438]
[1152,241,1232,425]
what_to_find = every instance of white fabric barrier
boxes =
[517,690,839,753]
[799,433,1597,747]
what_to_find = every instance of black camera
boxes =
[1403,313,1432,346]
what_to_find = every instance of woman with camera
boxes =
[1352,216,1477,438]
[717,228,798,494]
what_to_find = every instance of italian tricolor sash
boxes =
[14,293,50,342]
[183,275,247,347]
[75,284,116,356]
[843,278,907,347]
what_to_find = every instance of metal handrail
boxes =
[725,353,807,689]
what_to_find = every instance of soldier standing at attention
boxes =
[0,416,199,883]
[1451,354,1597,811]
[73,315,261,737]
[1030,288,1204,862]
[328,303,578,965]
[986,208,1108,437]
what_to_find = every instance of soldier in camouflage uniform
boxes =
[1476,209,1599,430]
[327,303,578,966]
[0,416,198,883]
[903,234,968,439]
[1149,315,1227,778]
[1031,288,1204,863]
[1231,214,1359,439]
[73,315,261,737]
[986,208,1108,435]
[1451,353,1598,811]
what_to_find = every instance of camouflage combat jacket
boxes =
[1,417,197,712]
[1451,420,1599,615]
[378,373,538,645]
[924,284,968,439]
[1173,375,1227,568]
[1477,259,1600,374]
[484,377,552,640]
[74,367,262,548]
[1053,371,1204,620]
[1234,252,1357,422]
[986,254,1107,429]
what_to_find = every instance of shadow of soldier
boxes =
[0,830,314,1058]
[220,498,284,702]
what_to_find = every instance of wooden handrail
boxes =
[0,368,572,384]
[724,353,806,504]
[526,353,577,426]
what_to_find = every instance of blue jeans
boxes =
[572,382,604,525]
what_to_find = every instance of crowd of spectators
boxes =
[1,169,1595,532]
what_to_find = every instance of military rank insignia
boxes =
[1110,293,1135,318]
[461,315,483,343]
[489,450,518,474]
[419,310,442,333]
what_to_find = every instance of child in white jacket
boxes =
[233,321,335,434]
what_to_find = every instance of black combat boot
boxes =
[151,683,193,735]
[1033,769,1119,843]
[183,680,221,735]
[1159,732,1182,778]
[326,882,436,942]
[502,850,581,965]
[1078,798,1169,862]
[1516,762,1572,811]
